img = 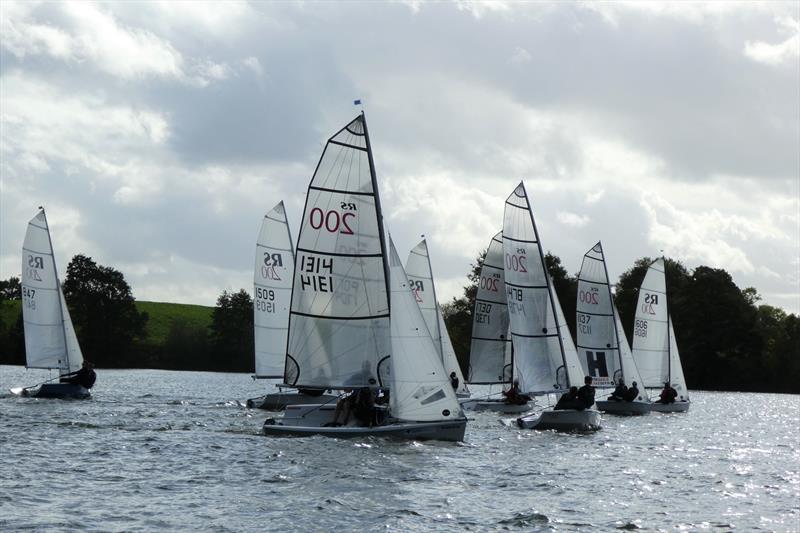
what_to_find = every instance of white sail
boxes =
[553,285,586,390]
[469,231,512,384]
[576,242,620,387]
[668,318,689,401]
[632,258,670,388]
[437,305,469,395]
[502,183,572,394]
[254,201,295,378]
[21,209,82,373]
[404,239,468,394]
[285,114,390,389]
[388,238,463,422]
[404,240,441,358]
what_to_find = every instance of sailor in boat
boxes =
[657,382,678,404]
[502,379,531,405]
[59,361,97,390]
[554,387,581,410]
[578,375,596,409]
[609,378,628,401]
[449,371,459,391]
[326,387,376,427]
[625,381,640,402]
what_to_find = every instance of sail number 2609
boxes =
[309,203,357,235]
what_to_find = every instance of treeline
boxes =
[0,254,256,373]
[2,252,798,393]
[442,252,800,394]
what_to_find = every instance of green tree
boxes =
[62,254,149,367]
[0,277,21,300]
[545,252,577,338]
[209,289,254,372]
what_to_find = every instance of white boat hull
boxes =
[517,408,601,431]
[262,403,466,442]
[245,392,338,410]
[10,383,91,400]
[460,398,532,414]
[595,400,652,416]
[651,400,691,413]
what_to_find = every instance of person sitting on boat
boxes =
[449,371,459,391]
[554,386,581,410]
[657,382,678,404]
[327,387,375,427]
[577,375,595,409]
[502,379,531,405]
[609,378,628,401]
[624,381,640,402]
[59,361,96,389]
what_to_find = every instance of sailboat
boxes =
[501,183,601,431]
[464,231,532,413]
[262,113,467,441]
[245,201,336,410]
[11,208,90,399]
[632,258,690,413]
[577,242,651,415]
[405,238,470,398]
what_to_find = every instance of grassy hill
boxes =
[135,301,213,344]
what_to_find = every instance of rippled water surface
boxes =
[1,365,798,532]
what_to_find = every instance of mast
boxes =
[598,241,625,380]
[663,257,671,384]
[521,185,571,387]
[41,208,71,374]
[361,111,391,313]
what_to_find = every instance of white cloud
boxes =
[557,212,590,228]
[744,16,800,66]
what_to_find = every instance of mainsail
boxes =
[284,113,390,389]
[21,209,83,374]
[404,239,468,395]
[577,242,646,394]
[633,258,689,400]
[502,183,582,394]
[254,201,294,379]
[388,238,463,422]
[468,231,512,384]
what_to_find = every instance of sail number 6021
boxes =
[309,207,355,235]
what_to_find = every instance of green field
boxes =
[135,301,213,344]
[0,300,214,344]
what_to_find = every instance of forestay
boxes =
[388,238,463,422]
[285,114,390,389]
[254,201,294,378]
[469,232,512,384]
[404,239,468,394]
[502,183,578,394]
[21,209,83,374]
[667,318,689,401]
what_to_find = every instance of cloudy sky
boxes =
[1,1,798,314]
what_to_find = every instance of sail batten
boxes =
[469,231,512,385]
[21,209,83,374]
[502,183,583,393]
[254,201,295,378]
[285,114,390,389]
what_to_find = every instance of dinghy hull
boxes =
[595,400,651,415]
[263,419,467,442]
[11,383,91,399]
[246,392,338,410]
[517,409,601,431]
[460,398,532,414]
[650,401,690,413]
[262,403,466,441]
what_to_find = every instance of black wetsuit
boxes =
[625,385,639,402]
[60,368,96,389]
[450,375,459,391]
[577,384,596,409]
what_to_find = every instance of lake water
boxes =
[1,365,798,532]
